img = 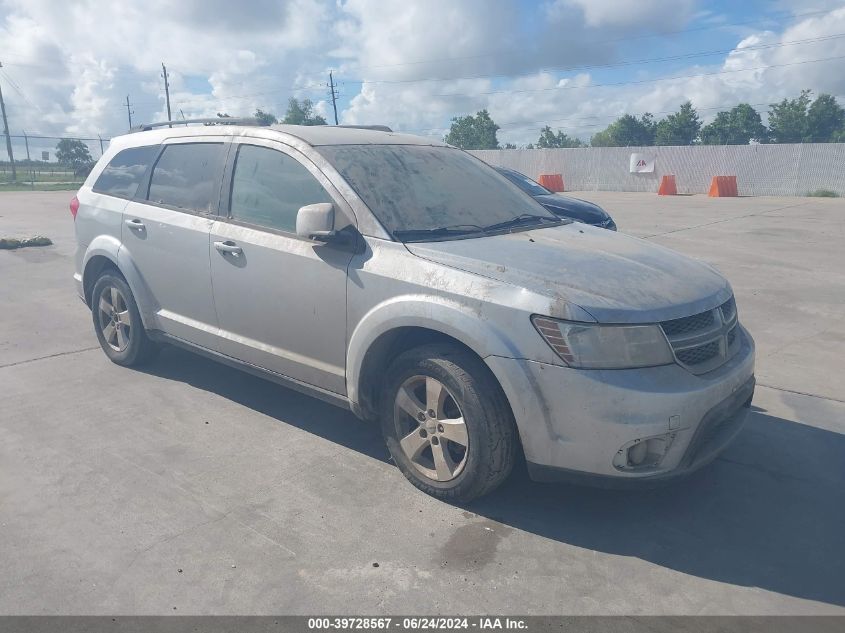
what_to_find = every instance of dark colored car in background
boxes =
[495,166,617,230]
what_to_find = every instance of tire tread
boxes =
[91,272,159,367]
[380,343,517,502]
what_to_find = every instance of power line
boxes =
[311,7,835,75]
[431,54,845,98]
[0,66,42,114]
[336,32,845,87]
[132,32,842,112]
[126,82,325,110]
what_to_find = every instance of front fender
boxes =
[346,294,523,406]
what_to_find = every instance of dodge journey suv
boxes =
[73,122,755,501]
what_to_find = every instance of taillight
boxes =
[70,195,79,220]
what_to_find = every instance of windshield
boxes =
[497,168,552,196]
[318,145,558,240]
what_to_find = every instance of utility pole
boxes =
[161,62,172,128]
[98,134,104,156]
[23,131,32,189]
[0,62,16,182]
[125,95,134,130]
[328,71,339,125]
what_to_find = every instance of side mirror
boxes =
[296,203,335,240]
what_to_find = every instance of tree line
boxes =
[33,91,845,172]
[444,90,845,149]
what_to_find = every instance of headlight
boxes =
[532,316,674,369]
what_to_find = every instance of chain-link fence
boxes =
[471,143,845,197]
[1,134,111,189]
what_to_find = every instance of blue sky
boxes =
[0,0,844,146]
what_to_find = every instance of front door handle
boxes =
[125,218,145,230]
[214,240,243,256]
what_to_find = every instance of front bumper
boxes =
[486,325,755,482]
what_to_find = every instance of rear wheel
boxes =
[379,344,517,502]
[91,273,158,366]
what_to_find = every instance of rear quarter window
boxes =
[92,145,159,198]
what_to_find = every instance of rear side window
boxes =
[147,143,223,213]
[229,144,332,233]
[92,145,158,198]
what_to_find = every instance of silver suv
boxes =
[72,122,755,501]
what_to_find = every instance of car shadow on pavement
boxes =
[140,346,390,464]
[141,348,844,608]
[473,407,845,608]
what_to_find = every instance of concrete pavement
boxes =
[1,191,843,614]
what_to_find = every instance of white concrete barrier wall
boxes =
[470,143,845,196]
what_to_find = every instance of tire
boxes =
[91,272,159,366]
[379,343,518,502]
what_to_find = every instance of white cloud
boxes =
[0,0,843,148]
[547,0,696,31]
[0,0,335,136]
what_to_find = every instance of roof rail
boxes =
[334,124,393,132]
[131,117,266,132]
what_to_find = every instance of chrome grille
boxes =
[660,297,740,375]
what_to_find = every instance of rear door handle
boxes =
[125,218,145,230]
[214,240,243,256]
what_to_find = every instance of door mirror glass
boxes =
[296,203,335,240]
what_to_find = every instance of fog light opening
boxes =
[614,433,675,471]
[628,440,648,466]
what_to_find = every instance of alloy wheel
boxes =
[97,285,132,352]
[393,375,469,482]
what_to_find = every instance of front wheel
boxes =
[379,344,518,502]
[91,272,158,366]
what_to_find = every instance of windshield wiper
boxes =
[482,213,561,233]
[392,224,485,241]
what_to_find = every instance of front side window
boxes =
[93,145,158,198]
[147,143,223,213]
[229,144,332,233]
[318,145,556,240]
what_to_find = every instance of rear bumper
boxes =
[486,325,755,482]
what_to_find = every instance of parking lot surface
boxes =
[1,191,844,615]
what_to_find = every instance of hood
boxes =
[534,193,610,224]
[404,223,731,324]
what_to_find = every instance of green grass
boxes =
[0,172,77,183]
[0,182,81,192]
[0,169,79,183]
[807,189,840,198]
